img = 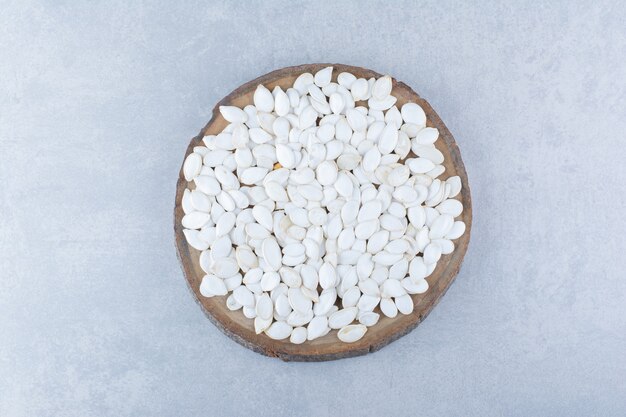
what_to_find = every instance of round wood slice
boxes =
[174,63,472,361]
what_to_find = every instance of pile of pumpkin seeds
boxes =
[181,67,465,344]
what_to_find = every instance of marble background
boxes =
[1,1,625,416]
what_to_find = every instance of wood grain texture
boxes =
[174,63,472,361]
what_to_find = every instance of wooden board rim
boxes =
[174,63,472,361]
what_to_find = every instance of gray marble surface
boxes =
[1,1,625,416]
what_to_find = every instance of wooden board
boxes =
[174,63,472,361]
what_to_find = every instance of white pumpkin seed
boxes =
[278,266,300,288]
[338,285,360,308]
[378,123,399,154]
[233,285,255,307]
[321,212,339,237]
[240,167,268,185]
[307,316,329,340]
[362,147,381,172]
[297,184,323,201]
[251,205,273,231]
[216,191,235,212]
[253,85,274,113]
[212,257,239,278]
[182,211,210,229]
[319,262,337,289]
[226,294,242,310]
[423,243,442,264]
[401,102,426,126]
[380,214,404,232]
[402,277,428,294]
[355,219,379,240]
[366,230,389,254]
[251,316,270,334]
[305,207,325,226]
[385,239,409,254]
[183,152,203,181]
[335,226,354,249]
[446,221,466,240]
[194,175,221,196]
[244,222,269,240]
[314,289,337,316]
[243,268,263,285]
[293,72,314,94]
[350,78,369,101]
[275,293,292,317]
[274,87,290,117]
[314,66,333,88]
[299,105,318,129]
[242,305,256,318]
[181,189,194,214]
[265,181,289,202]
[334,172,354,197]
[429,214,454,239]
[409,257,427,280]
[380,297,398,318]
[315,160,338,186]
[385,105,403,127]
[225,273,243,291]
[290,327,307,344]
[275,143,296,168]
[358,278,380,297]
[437,199,463,217]
[261,237,282,271]
[215,212,236,237]
[337,324,367,343]
[249,127,273,144]
[395,294,414,315]
[265,321,292,340]
[412,144,444,164]
[219,105,248,123]
[328,307,358,329]
[415,127,439,144]
[389,259,409,280]
[372,75,392,100]
[407,157,435,174]
[446,176,462,198]
[393,185,418,204]
[235,246,258,270]
[387,165,410,187]
[357,200,381,222]
[337,154,361,170]
[210,238,232,266]
[368,95,397,111]
[358,312,379,327]
[434,238,454,254]
[261,271,280,292]
[346,108,367,132]
[381,279,406,297]
[329,92,344,114]
[337,72,356,88]
[357,294,381,312]
[301,286,319,302]
[322,82,338,96]
[287,310,314,327]
[200,274,227,297]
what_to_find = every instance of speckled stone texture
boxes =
[1,1,625,416]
